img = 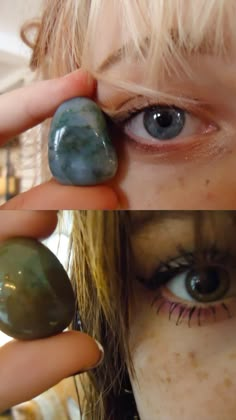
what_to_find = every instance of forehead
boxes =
[129,211,236,243]
[129,212,236,277]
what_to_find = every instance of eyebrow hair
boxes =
[97,38,147,73]
[97,31,230,73]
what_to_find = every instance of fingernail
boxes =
[86,339,104,370]
[72,340,104,377]
[92,339,104,367]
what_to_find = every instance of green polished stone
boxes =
[48,97,118,185]
[0,238,75,340]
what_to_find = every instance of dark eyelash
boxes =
[138,244,234,291]
[151,296,233,328]
[111,105,146,124]
[112,104,185,125]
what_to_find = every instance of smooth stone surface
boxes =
[0,238,75,340]
[48,97,118,185]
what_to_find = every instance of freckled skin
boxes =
[112,142,236,209]
[129,282,236,420]
[128,213,236,420]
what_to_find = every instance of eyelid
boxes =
[110,95,209,124]
[141,247,236,290]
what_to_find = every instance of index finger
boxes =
[0,69,96,145]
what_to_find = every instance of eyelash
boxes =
[139,246,235,327]
[151,296,232,327]
[114,104,147,122]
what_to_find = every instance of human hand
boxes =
[0,211,103,412]
[0,70,118,210]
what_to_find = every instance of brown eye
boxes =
[185,266,230,303]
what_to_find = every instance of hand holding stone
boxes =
[0,70,118,210]
[0,211,104,411]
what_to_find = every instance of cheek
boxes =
[129,303,236,420]
[110,138,236,209]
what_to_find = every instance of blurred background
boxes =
[0,0,43,205]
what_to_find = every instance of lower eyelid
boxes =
[123,126,218,156]
[151,292,235,327]
[124,120,217,143]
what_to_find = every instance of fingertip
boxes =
[0,211,58,241]
[99,186,120,210]
[62,69,97,97]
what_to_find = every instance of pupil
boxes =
[192,268,219,294]
[185,266,230,302]
[156,112,173,128]
[143,106,185,140]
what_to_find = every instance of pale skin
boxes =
[1,6,236,208]
[129,211,236,419]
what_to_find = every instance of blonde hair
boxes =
[69,210,135,419]
[20,0,236,183]
[21,0,236,98]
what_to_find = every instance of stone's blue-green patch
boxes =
[48,97,118,185]
[0,238,75,340]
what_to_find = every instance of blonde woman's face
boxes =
[129,212,236,419]
[92,3,236,209]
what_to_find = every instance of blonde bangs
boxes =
[21,0,236,107]
[82,0,236,103]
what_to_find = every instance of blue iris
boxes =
[143,106,186,140]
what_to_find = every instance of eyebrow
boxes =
[97,32,230,73]
[97,38,147,73]
[130,211,195,233]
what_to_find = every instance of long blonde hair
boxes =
[69,210,135,419]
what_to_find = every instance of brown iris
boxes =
[185,266,230,302]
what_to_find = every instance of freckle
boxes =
[166,376,172,383]
[205,179,210,186]
[189,351,199,368]
[178,177,185,187]
[207,191,215,200]
[228,353,236,360]
[197,370,208,381]
[174,352,180,358]
[224,378,232,387]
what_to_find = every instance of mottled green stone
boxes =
[48,97,118,185]
[0,238,75,340]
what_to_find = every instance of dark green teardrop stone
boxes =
[0,238,75,340]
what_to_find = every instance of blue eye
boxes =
[143,106,185,140]
[121,103,217,148]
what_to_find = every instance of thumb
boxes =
[0,331,103,412]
